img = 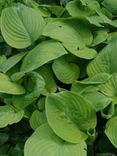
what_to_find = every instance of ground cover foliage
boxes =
[0,0,117,155]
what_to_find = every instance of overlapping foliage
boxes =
[0,0,117,155]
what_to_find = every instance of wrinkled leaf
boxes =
[1,3,45,49]
[87,40,117,76]
[46,91,97,143]
[24,124,87,156]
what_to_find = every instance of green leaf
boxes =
[66,0,100,18]
[91,29,108,46]
[0,105,24,128]
[12,72,45,109]
[24,124,87,156]
[46,91,97,143]
[105,116,117,148]
[80,87,112,112]
[43,19,93,47]
[66,0,91,18]
[0,73,25,95]
[80,0,96,5]
[37,97,45,111]
[86,15,104,27]
[71,82,90,93]
[77,73,111,84]
[63,44,97,59]
[37,64,57,95]
[40,4,65,17]
[107,31,117,43]
[43,19,95,59]
[96,10,117,28]
[87,40,117,76]
[102,0,117,14]
[0,52,26,73]
[23,0,51,17]
[29,110,47,130]
[52,56,80,84]
[99,73,117,97]
[1,3,45,49]
[21,40,67,73]
[101,103,115,119]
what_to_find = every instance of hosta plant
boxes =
[0,0,117,156]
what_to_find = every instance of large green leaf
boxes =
[52,56,80,84]
[0,105,24,128]
[21,40,67,73]
[105,116,117,148]
[43,19,97,59]
[1,3,45,49]
[46,91,97,143]
[87,40,117,76]
[24,124,87,156]
[43,19,93,47]
[0,73,25,95]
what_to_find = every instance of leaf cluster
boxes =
[0,0,117,155]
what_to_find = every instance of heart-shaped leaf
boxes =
[24,124,87,156]
[46,91,97,143]
[1,3,45,49]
